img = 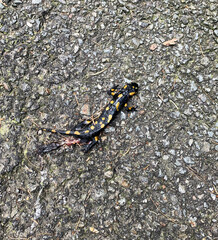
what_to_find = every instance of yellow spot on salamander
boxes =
[118,93,123,98]
[101,124,105,128]
[108,114,113,123]
[129,92,135,96]
[85,130,89,133]
[124,103,127,107]
[111,92,115,96]
[124,85,127,89]
[90,126,95,130]
[74,131,80,135]
[116,102,120,111]
[94,121,98,125]
[106,106,110,111]
[86,120,91,124]
[111,89,115,92]
[95,136,98,141]
[110,100,114,104]
[99,122,102,125]
[66,130,71,134]
[102,117,105,120]
[51,129,56,133]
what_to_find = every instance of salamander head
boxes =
[125,82,139,95]
[130,82,138,91]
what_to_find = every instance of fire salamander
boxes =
[40,82,138,153]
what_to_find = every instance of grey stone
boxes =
[201,142,210,152]
[104,171,113,179]
[181,16,188,24]
[179,184,186,193]
[198,94,207,102]
[170,195,178,205]
[214,29,218,37]
[198,75,204,82]
[201,56,210,66]
[32,0,41,4]
[184,156,194,164]
[188,139,194,146]
[132,38,142,48]
[190,81,198,92]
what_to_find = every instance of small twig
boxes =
[27,117,40,128]
[85,189,92,202]
[150,197,159,208]
[150,197,178,223]
[92,40,101,47]
[73,217,81,234]
[169,99,179,110]
[212,185,218,195]
[74,92,79,106]
[9,237,29,240]
[186,166,205,182]
[90,104,108,124]
[143,165,150,171]
[211,140,218,145]
[85,66,109,79]
[157,91,164,101]
[198,84,215,103]
[122,147,131,157]
[198,39,205,57]
[169,78,177,93]
[31,218,38,225]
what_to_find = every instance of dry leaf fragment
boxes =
[150,43,158,51]
[121,180,129,188]
[0,0,7,6]
[90,226,99,233]
[3,82,10,91]
[80,103,91,116]
[163,38,178,46]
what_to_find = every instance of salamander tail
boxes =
[40,128,75,136]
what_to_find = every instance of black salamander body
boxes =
[41,82,138,152]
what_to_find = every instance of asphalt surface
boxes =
[0,0,217,239]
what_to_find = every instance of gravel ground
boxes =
[0,0,217,239]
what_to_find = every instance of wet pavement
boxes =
[0,0,217,239]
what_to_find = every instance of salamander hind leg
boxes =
[38,142,62,154]
[82,136,99,153]
[73,119,92,130]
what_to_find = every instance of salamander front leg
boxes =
[82,136,99,153]
[107,84,120,97]
[124,103,137,111]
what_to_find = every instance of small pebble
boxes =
[201,142,210,152]
[179,184,186,193]
[201,56,210,66]
[32,0,42,4]
[184,156,194,164]
[190,81,198,92]
[80,104,91,116]
[104,171,113,179]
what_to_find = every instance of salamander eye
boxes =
[130,82,138,91]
